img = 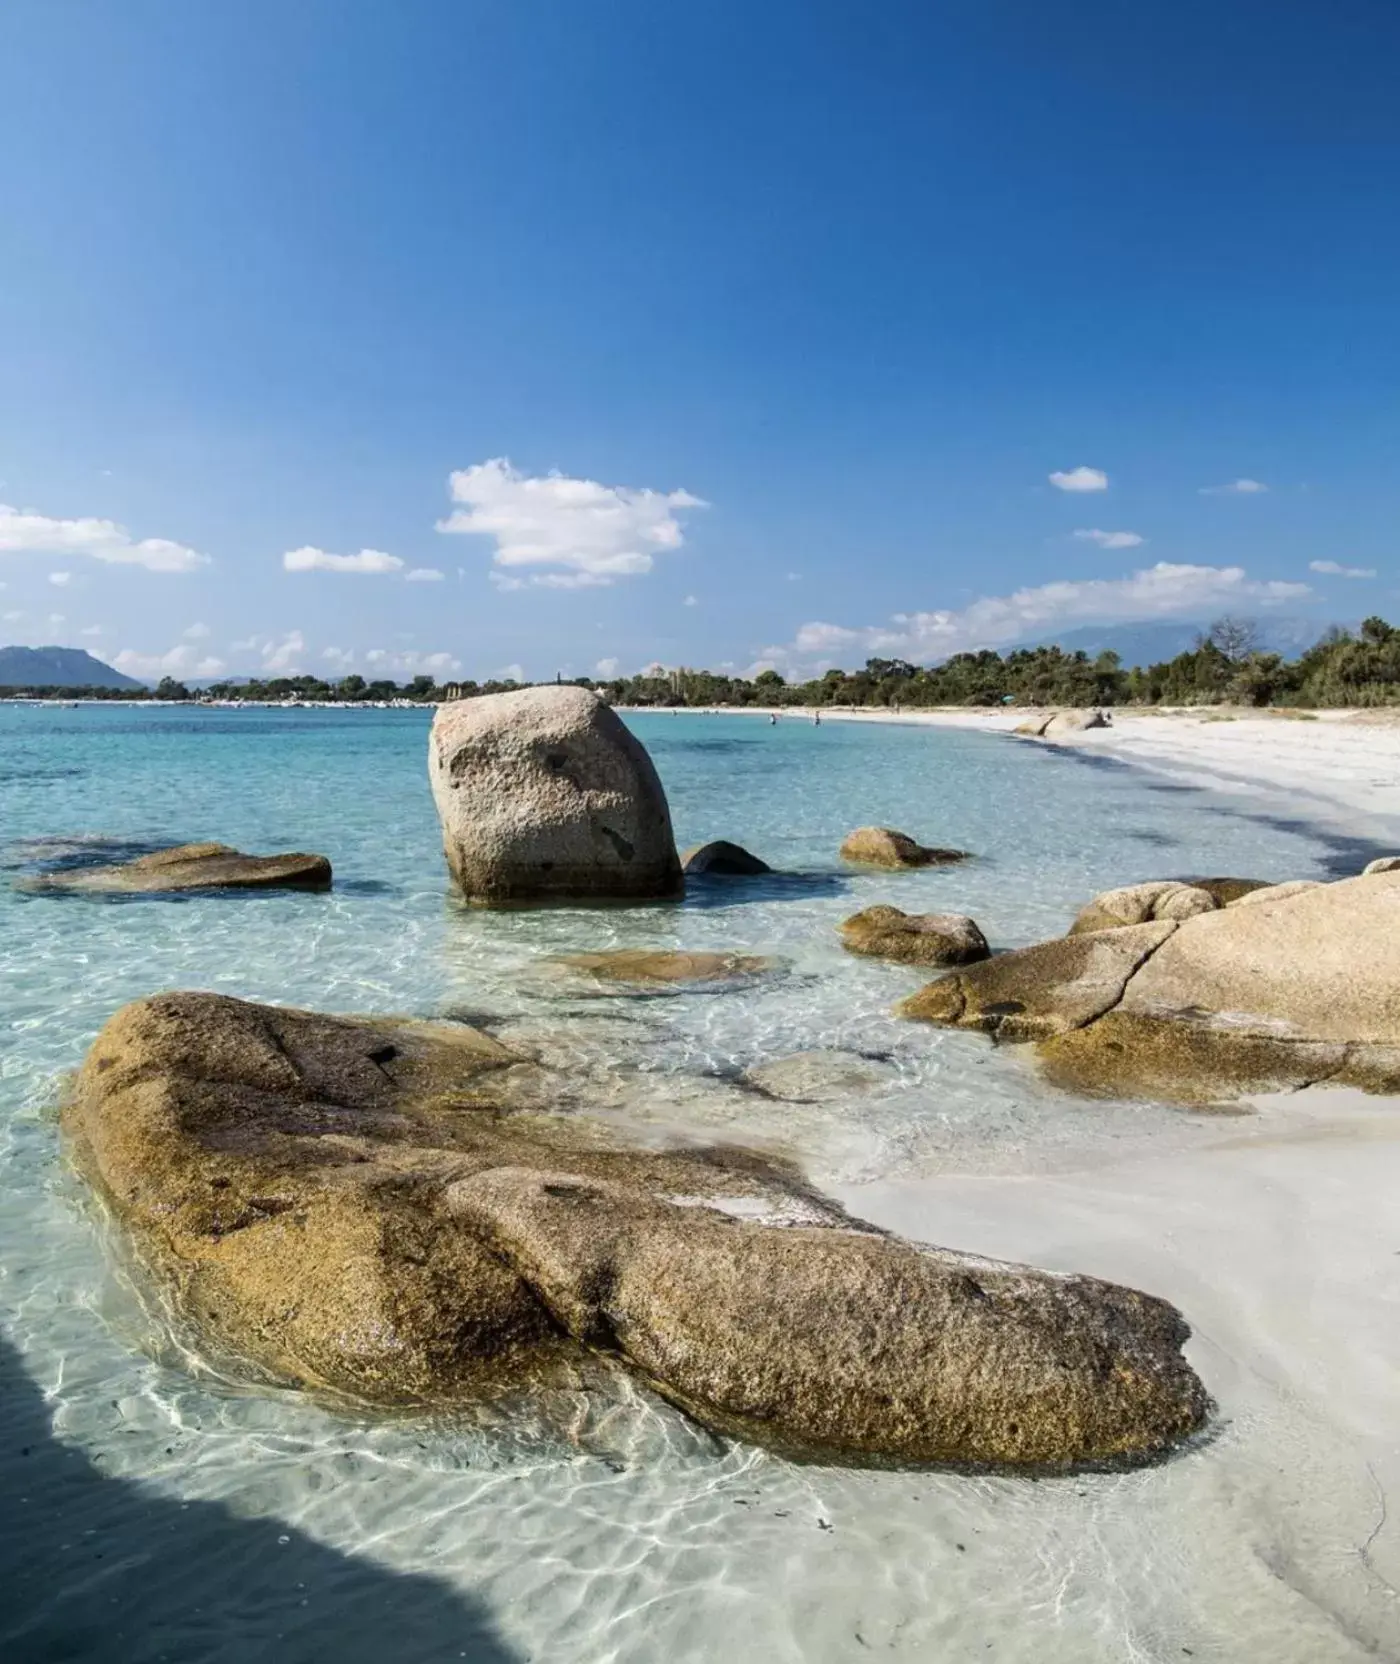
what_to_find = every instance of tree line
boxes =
[6,617,1400,709]
[595,617,1400,710]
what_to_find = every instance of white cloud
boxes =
[80,624,103,637]
[183,621,211,639]
[319,644,463,677]
[283,546,404,575]
[683,593,698,606]
[439,457,705,587]
[230,631,310,673]
[759,563,1313,676]
[49,571,72,586]
[112,643,227,681]
[3,609,23,622]
[1309,560,1376,579]
[262,630,307,672]
[786,571,801,582]
[405,567,445,582]
[0,504,210,571]
[1073,529,1144,550]
[594,656,621,677]
[495,662,525,683]
[1049,466,1108,493]
[490,569,614,591]
[1201,478,1269,495]
[48,613,65,625]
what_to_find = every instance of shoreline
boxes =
[641,703,1400,842]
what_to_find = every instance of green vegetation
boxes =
[7,617,1400,709]
[597,618,1400,711]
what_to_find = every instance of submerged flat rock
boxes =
[64,992,1209,1468]
[549,949,780,988]
[741,1049,898,1102]
[23,841,332,895]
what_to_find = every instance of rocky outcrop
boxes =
[898,924,1176,1042]
[1013,710,1109,741]
[1069,881,1219,935]
[1069,877,1280,933]
[64,992,1209,1468]
[841,905,990,967]
[680,841,771,876]
[23,842,332,895]
[838,827,969,869]
[900,872,1400,1103]
[550,949,779,988]
[1363,856,1400,876]
[429,687,682,904]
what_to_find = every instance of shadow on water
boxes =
[0,835,175,872]
[1124,828,1181,848]
[0,1335,520,1664]
[1042,740,1400,876]
[680,870,851,910]
[1193,805,1395,878]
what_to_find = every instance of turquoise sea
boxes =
[1,704,1393,1662]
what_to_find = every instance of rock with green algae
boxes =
[841,905,990,967]
[839,827,969,869]
[900,871,1400,1104]
[63,991,1210,1469]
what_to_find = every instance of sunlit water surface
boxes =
[1,705,1394,1662]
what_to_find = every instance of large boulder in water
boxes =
[64,992,1209,1468]
[429,686,683,904]
[839,827,968,868]
[841,905,990,966]
[900,872,1400,1103]
[22,842,331,895]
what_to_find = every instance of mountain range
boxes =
[0,646,144,690]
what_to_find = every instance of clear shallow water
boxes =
[1,704,1395,1662]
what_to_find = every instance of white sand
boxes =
[828,1089,1400,1657]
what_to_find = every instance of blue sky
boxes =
[3,0,1398,683]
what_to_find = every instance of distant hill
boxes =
[0,645,144,690]
[1025,618,1338,668]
